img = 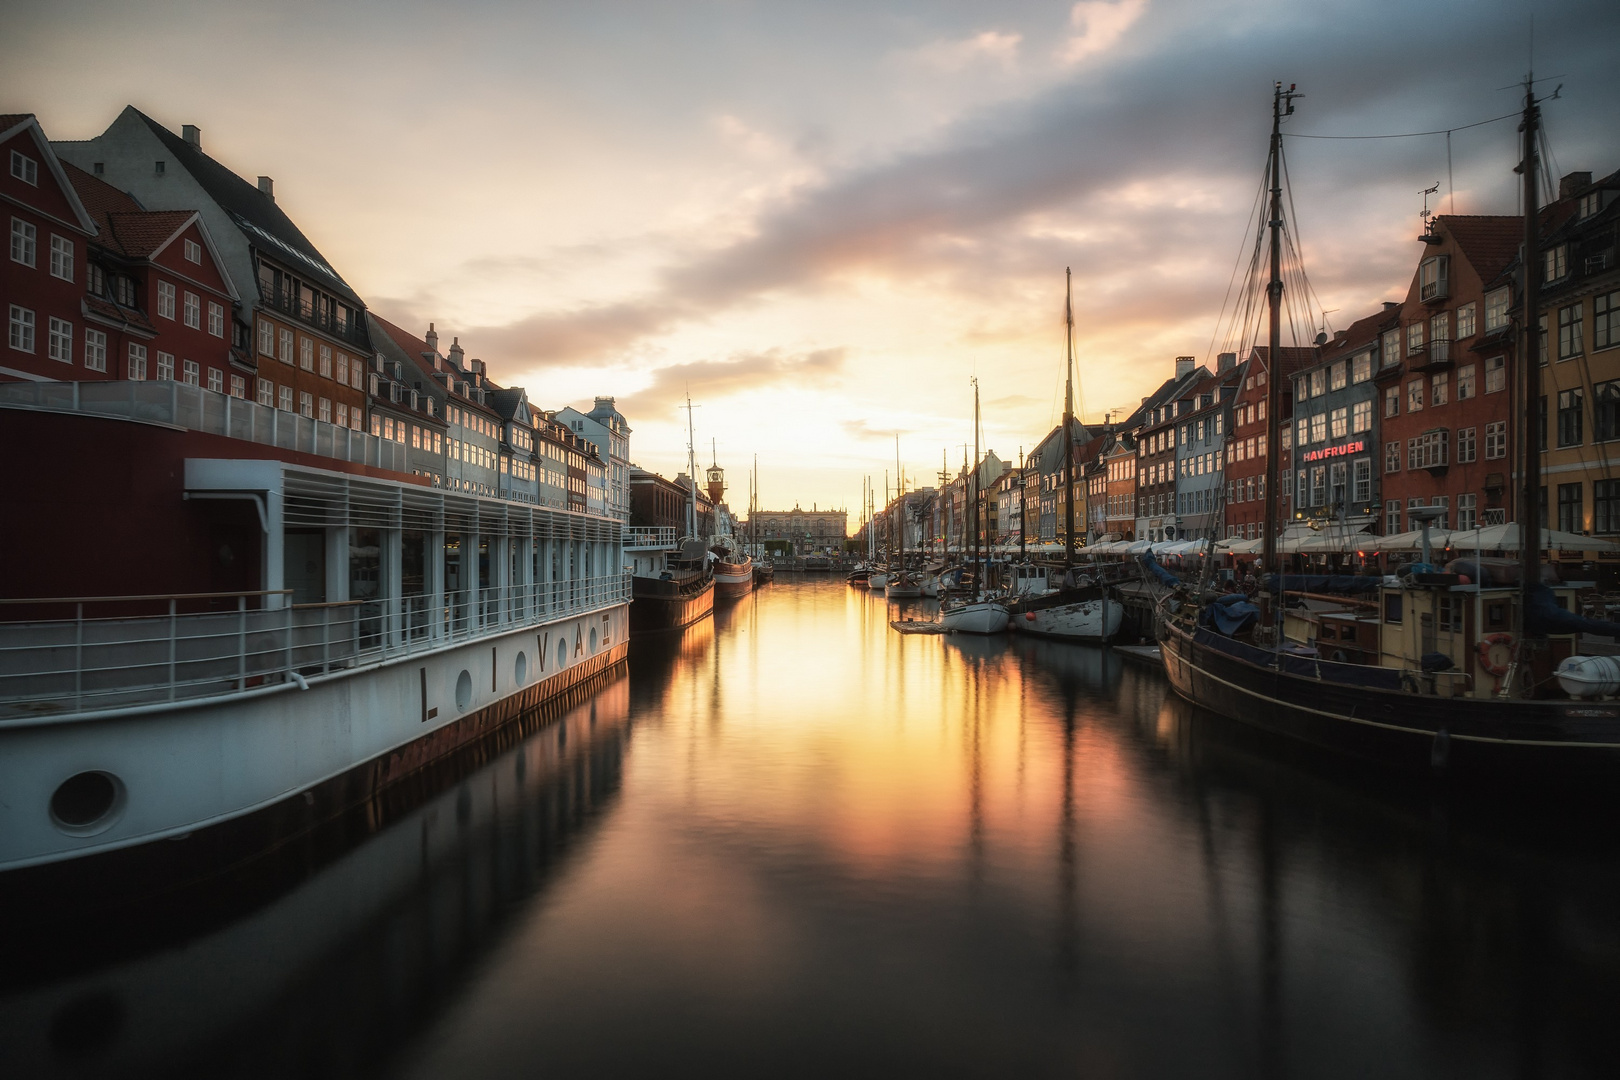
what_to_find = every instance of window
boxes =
[183,291,200,329]
[319,344,332,378]
[1485,355,1505,393]
[1597,479,1620,534]
[336,355,349,386]
[208,301,224,337]
[1558,483,1583,534]
[257,378,274,406]
[1407,380,1424,412]
[1381,328,1401,367]
[300,337,313,370]
[299,391,313,418]
[231,374,246,399]
[318,397,331,423]
[1381,386,1398,419]
[8,304,35,352]
[1352,352,1372,383]
[1386,500,1402,534]
[278,327,293,363]
[1330,406,1348,439]
[352,409,364,431]
[336,402,349,428]
[1353,458,1372,503]
[182,359,199,386]
[1558,303,1584,360]
[1457,426,1477,463]
[40,315,74,365]
[1543,244,1568,283]
[1485,420,1508,459]
[1597,291,1619,350]
[154,160,165,175]
[1457,493,1477,531]
[1331,361,1348,391]
[208,367,223,393]
[84,328,106,371]
[49,235,73,281]
[1558,388,1584,447]
[1310,413,1328,444]
[1409,430,1449,470]
[11,218,37,266]
[1430,312,1450,359]
[1386,441,1401,473]
[1431,373,1448,407]
[278,385,293,412]
[1456,364,1476,401]
[157,281,176,319]
[9,149,38,184]
[184,239,201,263]
[258,319,274,356]
[1485,288,1511,332]
[1407,322,1424,354]
[1596,380,1620,442]
[1310,466,1326,506]
[156,351,174,380]
[1310,369,1326,397]
[1420,255,1449,301]
[1457,302,1476,339]
[128,343,147,379]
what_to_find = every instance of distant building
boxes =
[749,504,847,554]
[556,398,631,522]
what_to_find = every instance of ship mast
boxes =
[1063,267,1076,570]
[972,376,982,601]
[684,394,699,540]
[1516,74,1544,658]
[1261,82,1300,616]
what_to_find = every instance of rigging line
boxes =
[1205,162,1272,368]
[1447,130,1455,214]
[1283,110,1518,140]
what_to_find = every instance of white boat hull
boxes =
[866,573,890,590]
[941,601,1010,634]
[885,584,922,598]
[1012,597,1122,643]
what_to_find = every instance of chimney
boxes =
[1217,351,1237,372]
[425,322,438,353]
[257,176,274,201]
[448,337,465,369]
[472,358,486,385]
[1382,301,1398,311]
[1559,171,1592,199]
[182,124,201,148]
[1174,355,1195,379]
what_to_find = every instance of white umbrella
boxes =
[1365,528,1454,553]
[1440,523,1617,552]
[1126,538,1154,554]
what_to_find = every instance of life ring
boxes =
[1476,633,1514,677]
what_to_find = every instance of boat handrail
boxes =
[0,589,293,607]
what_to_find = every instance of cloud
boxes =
[1057,0,1149,65]
[910,30,1023,72]
[468,299,692,367]
[840,418,909,441]
[617,346,847,415]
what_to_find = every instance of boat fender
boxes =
[1431,727,1451,772]
[1024,611,1037,621]
[1476,633,1514,677]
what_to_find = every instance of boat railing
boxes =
[0,380,407,473]
[0,574,632,721]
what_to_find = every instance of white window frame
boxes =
[1485,420,1507,460]
[299,390,314,418]
[83,328,107,371]
[208,301,224,337]
[49,234,73,281]
[8,304,35,352]
[278,328,294,363]
[182,358,200,386]
[257,378,274,406]
[128,343,147,380]
[11,217,37,266]
[258,318,275,356]
[47,316,71,363]
[10,149,39,185]
[157,281,176,320]
[208,367,224,393]
[156,351,175,381]
[279,385,294,412]
[184,238,202,264]
[1457,302,1476,339]
[231,374,247,399]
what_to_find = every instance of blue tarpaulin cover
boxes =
[1525,583,1620,638]
[1138,553,1182,589]
[1198,592,1261,636]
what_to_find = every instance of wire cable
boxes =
[1283,111,1518,140]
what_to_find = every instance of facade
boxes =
[1538,169,1620,562]
[1290,323,1383,532]
[1173,360,1241,540]
[1100,436,1137,540]
[749,504,847,554]
[1226,346,1314,541]
[368,315,451,487]
[1028,422,1088,544]
[56,108,372,432]
[1377,215,1521,534]
[1135,361,1211,542]
[557,398,631,522]
[630,467,714,538]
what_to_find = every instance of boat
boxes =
[748,456,773,588]
[1158,80,1620,772]
[803,554,834,571]
[1007,270,1121,644]
[627,532,715,633]
[942,379,1010,634]
[711,541,754,601]
[884,571,923,599]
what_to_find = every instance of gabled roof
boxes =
[1246,345,1316,384]
[2,113,99,234]
[369,313,444,384]
[126,107,362,306]
[1437,215,1522,285]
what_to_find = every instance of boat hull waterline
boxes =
[1011,597,1122,643]
[941,601,1010,634]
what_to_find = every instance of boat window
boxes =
[1486,602,1506,628]
[1383,594,1402,624]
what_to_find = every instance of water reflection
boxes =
[6,579,1620,1078]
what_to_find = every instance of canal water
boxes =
[6,577,1620,1078]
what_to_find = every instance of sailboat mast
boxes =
[1517,76,1544,645]
[684,394,699,539]
[1063,267,1076,570]
[973,376,982,601]
[1260,82,1298,593]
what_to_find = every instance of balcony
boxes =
[1408,338,1454,372]
[0,380,406,473]
[260,286,369,349]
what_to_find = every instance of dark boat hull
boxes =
[714,574,752,601]
[630,575,714,634]
[1159,619,1620,771]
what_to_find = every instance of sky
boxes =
[8,0,1619,522]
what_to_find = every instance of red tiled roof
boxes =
[1247,345,1316,381]
[82,295,155,336]
[1437,215,1521,284]
[61,160,194,258]
[1320,304,1403,359]
[0,113,36,133]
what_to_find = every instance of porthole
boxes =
[589,627,598,653]
[557,638,568,670]
[49,771,126,836]
[455,669,473,711]
[514,651,528,686]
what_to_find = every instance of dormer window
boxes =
[1543,245,1568,283]
[1578,192,1600,219]
[9,150,38,186]
[1420,255,1449,301]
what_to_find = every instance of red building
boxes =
[1224,346,1314,541]
[1376,216,1521,533]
